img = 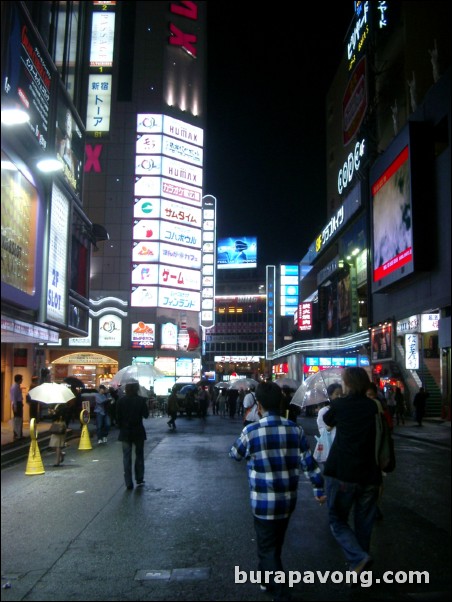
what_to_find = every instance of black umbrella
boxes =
[64,376,85,390]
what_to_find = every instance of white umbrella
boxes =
[28,382,75,405]
[291,368,344,408]
[275,377,301,390]
[111,364,165,390]
[229,378,260,390]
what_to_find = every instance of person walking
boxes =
[117,381,149,490]
[314,383,343,463]
[167,390,178,430]
[242,386,260,425]
[218,389,228,417]
[26,376,41,424]
[394,386,406,425]
[94,384,110,444]
[10,374,24,440]
[413,387,429,426]
[322,367,382,577]
[49,404,68,467]
[230,381,325,601]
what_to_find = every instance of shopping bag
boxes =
[313,429,332,463]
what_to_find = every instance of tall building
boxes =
[1,2,208,421]
[268,2,451,416]
[47,2,208,396]
[1,2,95,422]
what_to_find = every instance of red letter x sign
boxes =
[85,144,102,173]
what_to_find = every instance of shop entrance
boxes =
[51,352,118,389]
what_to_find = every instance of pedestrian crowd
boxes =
[7,369,431,600]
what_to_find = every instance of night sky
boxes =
[204,4,355,268]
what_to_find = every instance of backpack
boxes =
[373,399,396,473]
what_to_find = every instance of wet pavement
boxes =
[1,413,450,601]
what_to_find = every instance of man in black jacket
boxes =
[117,380,149,490]
[323,367,381,578]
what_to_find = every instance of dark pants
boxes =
[122,439,145,487]
[253,515,291,601]
[325,476,379,568]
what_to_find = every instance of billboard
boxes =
[217,236,257,269]
[371,123,433,292]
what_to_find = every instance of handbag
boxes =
[50,420,67,435]
[313,428,333,463]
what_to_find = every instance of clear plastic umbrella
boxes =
[228,378,260,390]
[111,364,165,390]
[290,368,344,408]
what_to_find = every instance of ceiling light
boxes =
[1,108,30,125]
[36,157,63,173]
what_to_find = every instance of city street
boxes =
[1,414,451,601]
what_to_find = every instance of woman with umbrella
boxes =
[49,404,69,466]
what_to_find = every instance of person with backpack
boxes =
[243,386,260,425]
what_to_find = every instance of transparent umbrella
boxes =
[290,368,344,408]
[229,378,260,390]
[111,364,165,390]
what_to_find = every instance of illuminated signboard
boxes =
[161,322,178,349]
[131,263,158,286]
[370,324,393,362]
[98,314,121,347]
[130,286,158,307]
[217,236,257,269]
[55,91,84,196]
[371,122,431,293]
[161,199,202,228]
[372,146,413,284]
[176,358,193,377]
[159,243,202,270]
[131,114,203,310]
[136,133,203,167]
[46,185,69,325]
[90,12,115,67]
[158,287,200,312]
[266,266,276,356]
[280,265,299,317]
[405,333,419,369]
[154,356,176,376]
[131,321,155,348]
[201,195,217,330]
[297,303,313,331]
[159,264,201,291]
[1,153,39,306]
[87,74,112,133]
[69,319,92,346]
[3,4,52,153]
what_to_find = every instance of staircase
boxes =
[418,359,442,417]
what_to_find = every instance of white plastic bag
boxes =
[313,429,333,463]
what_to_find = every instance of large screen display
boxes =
[371,122,432,293]
[217,236,257,269]
[372,146,413,285]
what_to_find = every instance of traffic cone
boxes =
[25,439,45,475]
[78,424,92,450]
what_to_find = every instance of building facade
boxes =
[1,1,96,422]
[268,2,451,416]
